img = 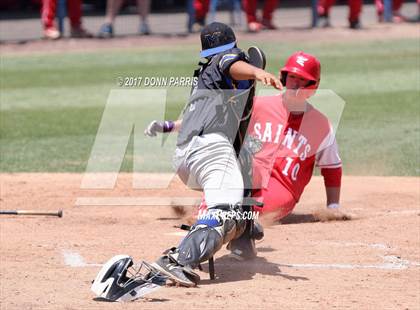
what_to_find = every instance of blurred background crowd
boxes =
[0,0,419,40]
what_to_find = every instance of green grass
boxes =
[1,39,419,175]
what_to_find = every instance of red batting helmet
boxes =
[280,51,321,91]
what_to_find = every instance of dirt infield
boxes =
[0,174,419,309]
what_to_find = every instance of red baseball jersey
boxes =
[247,94,342,201]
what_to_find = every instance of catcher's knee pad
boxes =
[177,205,245,268]
[212,204,247,243]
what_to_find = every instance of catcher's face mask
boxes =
[91,255,166,302]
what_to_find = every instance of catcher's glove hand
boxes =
[144,120,163,137]
[144,120,174,137]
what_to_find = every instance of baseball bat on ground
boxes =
[0,210,63,217]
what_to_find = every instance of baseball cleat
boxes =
[318,15,331,28]
[191,22,204,33]
[98,23,113,38]
[247,22,262,33]
[139,22,151,35]
[392,13,407,23]
[349,20,362,29]
[151,255,200,287]
[70,27,93,38]
[43,27,60,40]
[261,20,278,30]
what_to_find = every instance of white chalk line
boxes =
[62,249,420,272]
[321,241,392,250]
[347,209,419,217]
[374,210,420,217]
[279,255,420,271]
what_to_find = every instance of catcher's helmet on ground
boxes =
[91,255,166,302]
[200,22,236,58]
[280,51,321,90]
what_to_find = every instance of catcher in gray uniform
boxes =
[146,22,282,287]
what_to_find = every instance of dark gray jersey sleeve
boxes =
[217,48,247,78]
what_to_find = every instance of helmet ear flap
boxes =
[299,79,319,100]
[306,78,320,91]
[306,80,316,87]
[280,72,287,87]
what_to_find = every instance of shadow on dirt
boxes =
[93,296,170,303]
[278,211,353,224]
[142,297,171,303]
[156,217,181,221]
[199,255,309,285]
[256,246,276,253]
[279,213,319,225]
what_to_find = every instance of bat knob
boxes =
[58,210,63,218]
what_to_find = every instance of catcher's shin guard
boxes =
[177,205,246,268]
